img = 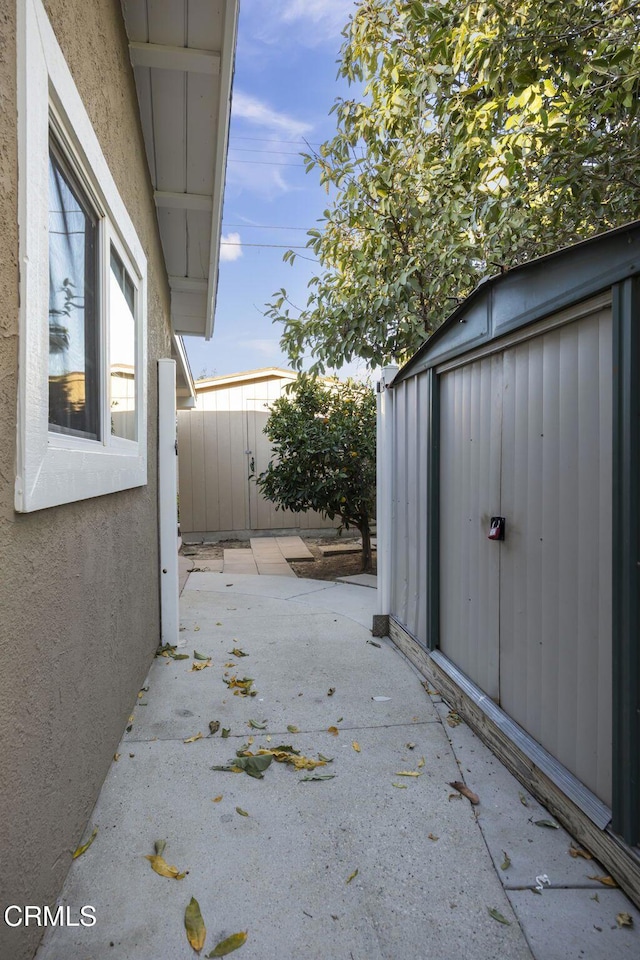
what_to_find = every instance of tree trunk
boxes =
[358,518,373,573]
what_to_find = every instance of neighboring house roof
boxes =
[393,219,640,385]
[122,0,239,341]
[194,367,301,391]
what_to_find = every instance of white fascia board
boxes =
[172,334,196,404]
[129,41,220,75]
[205,0,239,341]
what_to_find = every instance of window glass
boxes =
[109,246,137,440]
[48,142,99,439]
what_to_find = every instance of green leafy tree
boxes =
[255,377,376,572]
[268,0,640,372]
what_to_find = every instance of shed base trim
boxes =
[387,615,640,909]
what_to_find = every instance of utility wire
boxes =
[228,158,306,167]
[222,223,311,230]
[229,135,322,146]
[220,241,311,249]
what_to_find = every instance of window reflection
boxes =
[48,142,99,439]
[109,246,136,441]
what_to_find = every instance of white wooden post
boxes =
[158,359,180,646]
[376,365,398,618]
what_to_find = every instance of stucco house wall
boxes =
[0,2,172,957]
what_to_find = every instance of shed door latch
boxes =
[488,517,505,541]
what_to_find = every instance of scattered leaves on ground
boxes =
[396,771,421,778]
[145,855,187,880]
[346,868,358,884]
[229,647,248,658]
[212,754,273,779]
[488,907,511,925]
[518,792,529,807]
[616,912,633,928]
[428,833,438,841]
[249,719,267,729]
[588,875,618,887]
[367,640,381,648]
[208,721,220,736]
[173,653,190,661]
[534,819,559,829]
[352,741,361,752]
[72,827,98,860]
[207,930,248,956]
[235,807,249,817]
[327,688,335,696]
[287,725,299,734]
[185,897,206,954]
[448,781,479,804]
[224,676,256,697]
[221,728,230,738]
[417,757,425,769]
[501,852,511,871]
[446,711,462,727]
[327,726,339,736]
[184,733,203,744]
[406,742,416,750]
[212,795,223,803]
[300,773,335,781]
[113,753,120,762]
[392,783,408,789]
[193,650,208,660]
[154,839,166,856]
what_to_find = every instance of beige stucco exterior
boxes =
[0,2,172,957]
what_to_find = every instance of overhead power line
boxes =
[229,135,322,146]
[228,158,306,168]
[220,241,310,249]
[222,223,311,231]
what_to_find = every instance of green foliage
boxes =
[255,377,376,570]
[268,0,640,372]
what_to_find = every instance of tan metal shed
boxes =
[377,222,640,905]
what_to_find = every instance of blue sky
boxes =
[183,0,364,380]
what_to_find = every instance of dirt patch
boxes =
[181,536,376,581]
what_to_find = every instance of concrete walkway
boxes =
[37,574,639,960]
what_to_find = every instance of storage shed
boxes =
[377,222,640,904]
[177,367,340,538]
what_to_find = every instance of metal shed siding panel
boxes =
[499,308,613,804]
[389,379,429,643]
[439,355,502,700]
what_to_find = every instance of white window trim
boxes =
[16,0,148,513]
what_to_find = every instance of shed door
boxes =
[439,306,613,805]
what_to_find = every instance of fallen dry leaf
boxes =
[235,807,249,817]
[185,897,206,953]
[327,726,339,736]
[534,819,559,829]
[396,771,421,777]
[488,907,511,925]
[72,827,98,860]
[208,721,220,736]
[154,839,166,856]
[588,875,618,887]
[113,753,120,762]
[616,912,633,928]
[184,733,203,744]
[229,647,248,657]
[392,782,408,788]
[568,844,592,860]
[207,930,248,956]
[327,687,335,696]
[501,851,511,871]
[212,795,223,803]
[446,711,462,727]
[352,741,361,752]
[417,757,425,769]
[448,781,479,804]
[428,833,439,842]
[287,725,299,734]
[191,660,211,672]
[145,854,187,880]
[346,868,359,884]
[518,792,529,807]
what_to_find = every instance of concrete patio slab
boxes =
[506,887,640,960]
[35,575,639,960]
[275,535,314,560]
[337,573,378,589]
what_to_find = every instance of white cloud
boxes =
[279,0,354,40]
[219,232,243,262]
[232,91,312,140]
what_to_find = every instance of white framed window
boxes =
[15,0,148,512]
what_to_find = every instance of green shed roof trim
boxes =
[393,220,640,385]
